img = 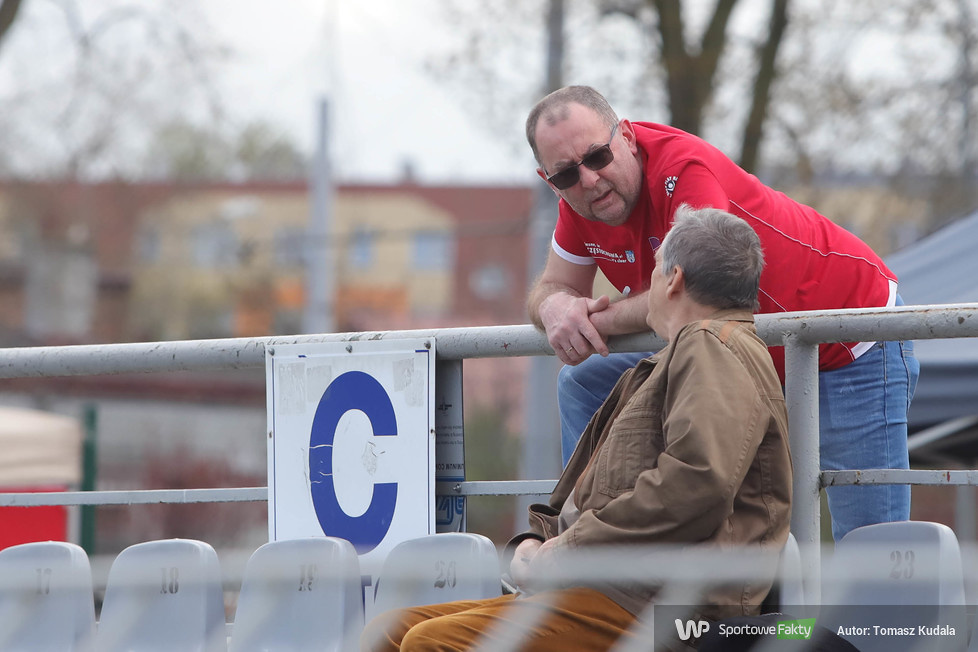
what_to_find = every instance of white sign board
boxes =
[266,339,436,591]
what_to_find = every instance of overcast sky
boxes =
[202,0,536,185]
[0,0,538,184]
[3,1,970,186]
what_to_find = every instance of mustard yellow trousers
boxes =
[360,587,638,652]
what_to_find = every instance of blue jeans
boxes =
[558,351,649,464]
[556,329,919,542]
[818,338,919,540]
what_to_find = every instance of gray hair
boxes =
[525,86,619,164]
[659,205,764,311]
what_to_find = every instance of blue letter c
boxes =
[308,371,397,554]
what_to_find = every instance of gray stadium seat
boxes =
[0,541,96,651]
[229,537,363,652]
[822,521,966,652]
[97,538,227,652]
[372,532,501,614]
[777,532,805,608]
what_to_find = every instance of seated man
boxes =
[361,205,792,652]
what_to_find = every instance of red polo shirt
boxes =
[553,121,897,376]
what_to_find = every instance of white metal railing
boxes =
[2,304,978,605]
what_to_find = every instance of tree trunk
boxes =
[652,0,739,135]
[739,0,790,173]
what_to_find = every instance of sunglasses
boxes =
[545,123,619,190]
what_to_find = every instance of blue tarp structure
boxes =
[886,211,978,437]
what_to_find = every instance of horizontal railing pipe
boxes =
[822,469,978,487]
[0,487,268,507]
[0,304,974,379]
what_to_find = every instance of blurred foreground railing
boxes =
[2,304,978,606]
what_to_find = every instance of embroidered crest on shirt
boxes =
[664,175,678,197]
[626,250,635,263]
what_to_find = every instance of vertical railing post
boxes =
[435,359,466,533]
[784,334,821,605]
[80,403,98,555]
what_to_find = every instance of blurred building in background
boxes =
[0,179,534,551]
[0,180,534,343]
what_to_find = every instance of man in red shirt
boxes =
[527,85,919,541]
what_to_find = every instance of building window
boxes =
[274,308,303,336]
[274,228,307,269]
[187,305,234,339]
[412,230,454,271]
[469,264,509,299]
[137,226,161,263]
[219,196,260,221]
[193,222,237,268]
[349,227,374,269]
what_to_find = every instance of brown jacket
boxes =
[513,310,792,618]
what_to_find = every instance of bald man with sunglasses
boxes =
[526,85,919,542]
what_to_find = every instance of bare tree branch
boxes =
[0,0,24,51]
[697,0,738,101]
[739,0,789,172]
